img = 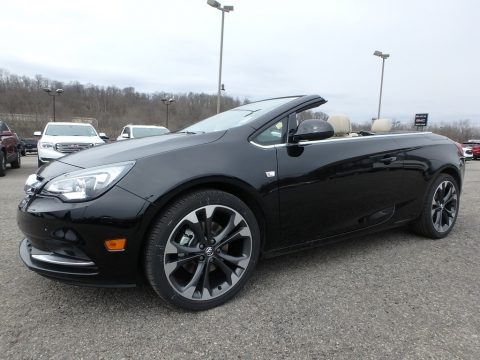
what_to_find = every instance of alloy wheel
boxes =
[431,180,458,233]
[164,205,252,301]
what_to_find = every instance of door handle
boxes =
[379,156,397,164]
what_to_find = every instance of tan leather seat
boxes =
[327,114,352,137]
[371,118,393,132]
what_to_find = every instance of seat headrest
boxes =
[327,114,352,136]
[371,118,393,132]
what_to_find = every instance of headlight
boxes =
[39,142,54,149]
[41,161,135,202]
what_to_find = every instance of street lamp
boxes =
[373,50,390,120]
[161,96,176,129]
[207,0,234,114]
[43,87,63,122]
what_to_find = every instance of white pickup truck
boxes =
[35,122,106,167]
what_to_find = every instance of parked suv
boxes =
[463,140,480,160]
[116,125,169,141]
[36,122,106,167]
[0,120,21,176]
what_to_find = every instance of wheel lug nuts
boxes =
[199,244,204,249]
[216,248,220,253]
[199,256,205,261]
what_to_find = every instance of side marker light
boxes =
[104,238,127,251]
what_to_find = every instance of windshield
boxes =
[182,97,298,133]
[45,124,98,137]
[132,127,169,138]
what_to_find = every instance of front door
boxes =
[276,135,404,248]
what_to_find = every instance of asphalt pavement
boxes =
[1,156,479,359]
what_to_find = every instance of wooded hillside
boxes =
[1,69,479,143]
[0,69,242,138]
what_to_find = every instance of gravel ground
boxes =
[1,156,479,359]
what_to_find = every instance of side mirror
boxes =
[99,132,109,140]
[290,119,334,143]
[121,133,130,139]
[34,131,42,136]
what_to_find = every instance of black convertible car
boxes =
[18,95,465,310]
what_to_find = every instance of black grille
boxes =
[55,143,93,154]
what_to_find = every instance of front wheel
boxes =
[145,190,260,310]
[411,174,460,239]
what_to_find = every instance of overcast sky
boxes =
[1,0,478,124]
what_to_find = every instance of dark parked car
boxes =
[0,120,21,176]
[22,138,38,154]
[18,137,26,156]
[18,95,465,310]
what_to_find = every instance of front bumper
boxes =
[38,147,65,162]
[19,238,102,284]
[17,185,151,287]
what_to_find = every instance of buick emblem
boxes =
[205,247,214,257]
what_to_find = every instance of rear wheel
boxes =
[411,174,459,239]
[0,152,6,177]
[145,189,260,310]
[11,151,21,168]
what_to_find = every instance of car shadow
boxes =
[32,226,426,314]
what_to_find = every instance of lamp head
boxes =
[207,0,221,8]
[224,5,234,11]
[374,50,390,59]
[43,87,52,93]
[56,89,64,94]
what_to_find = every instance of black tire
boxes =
[411,174,460,239]
[145,189,260,311]
[0,151,6,177]
[21,150,26,156]
[11,150,21,168]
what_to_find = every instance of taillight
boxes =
[454,142,463,157]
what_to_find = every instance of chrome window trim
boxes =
[249,132,432,149]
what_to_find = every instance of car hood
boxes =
[38,131,226,179]
[40,135,104,144]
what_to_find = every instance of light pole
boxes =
[373,50,390,120]
[207,0,234,114]
[161,96,176,129]
[43,88,63,122]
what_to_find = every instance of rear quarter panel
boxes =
[396,133,464,220]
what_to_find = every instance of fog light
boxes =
[104,238,127,251]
